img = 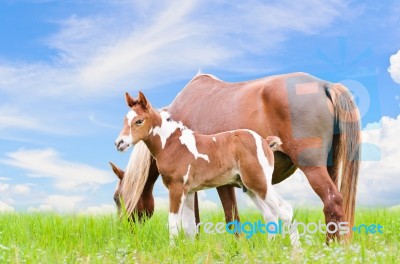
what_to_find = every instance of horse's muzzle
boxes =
[115,139,130,152]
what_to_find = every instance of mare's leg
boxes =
[181,192,197,238]
[194,192,200,225]
[299,165,343,241]
[216,185,240,223]
[286,138,344,241]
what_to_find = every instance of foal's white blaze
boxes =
[126,110,137,127]
[183,165,191,185]
[179,129,210,162]
[152,111,183,148]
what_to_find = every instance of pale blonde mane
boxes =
[120,141,152,215]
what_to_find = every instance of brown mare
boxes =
[114,72,361,241]
[116,91,301,246]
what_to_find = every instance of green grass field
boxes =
[0,208,399,263]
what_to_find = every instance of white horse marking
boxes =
[126,110,137,127]
[246,130,274,190]
[179,129,210,162]
[151,111,210,162]
[169,192,186,239]
[168,212,180,239]
[212,136,217,142]
[183,165,191,185]
[152,111,184,149]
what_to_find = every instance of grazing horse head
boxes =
[115,92,153,151]
[109,162,124,212]
[109,160,156,221]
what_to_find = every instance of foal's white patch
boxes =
[246,130,274,188]
[152,111,184,148]
[179,129,210,162]
[212,136,217,142]
[126,110,137,127]
[183,165,191,185]
[152,111,209,162]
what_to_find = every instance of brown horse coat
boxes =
[115,72,360,240]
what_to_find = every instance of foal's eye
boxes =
[135,119,144,125]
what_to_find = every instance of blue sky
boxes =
[0,0,399,213]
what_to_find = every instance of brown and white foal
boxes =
[116,91,299,246]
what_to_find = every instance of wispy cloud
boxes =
[0,0,353,139]
[1,148,114,191]
[0,105,53,132]
[88,114,120,130]
[0,0,351,98]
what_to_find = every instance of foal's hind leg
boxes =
[245,190,279,237]
[239,159,300,246]
[271,189,301,247]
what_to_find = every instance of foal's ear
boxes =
[109,162,124,180]
[125,92,135,108]
[138,91,150,110]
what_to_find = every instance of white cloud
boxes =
[80,204,116,215]
[1,148,114,191]
[388,50,400,84]
[0,183,10,192]
[42,195,85,212]
[12,184,31,195]
[28,204,53,213]
[357,115,400,205]
[0,201,15,213]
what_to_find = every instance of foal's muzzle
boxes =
[115,138,131,152]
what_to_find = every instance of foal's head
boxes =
[115,91,154,151]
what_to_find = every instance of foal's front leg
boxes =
[168,183,186,240]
